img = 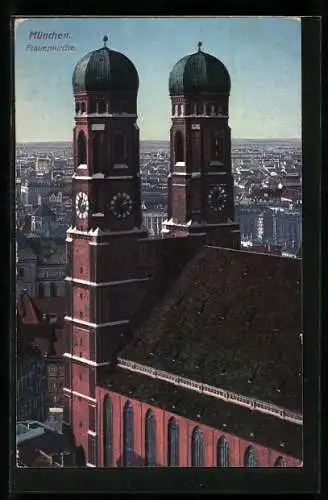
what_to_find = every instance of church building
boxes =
[63,38,302,468]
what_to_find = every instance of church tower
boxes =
[63,37,148,466]
[162,42,240,248]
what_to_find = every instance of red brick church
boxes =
[63,37,302,468]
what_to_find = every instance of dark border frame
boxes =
[9,15,321,494]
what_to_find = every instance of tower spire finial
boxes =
[197,41,202,52]
[103,35,109,47]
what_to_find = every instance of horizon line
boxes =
[17,137,302,144]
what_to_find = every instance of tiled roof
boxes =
[120,247,302,413]
[33,297,66,324]
[103,368,302,459]
[18,293,44,324]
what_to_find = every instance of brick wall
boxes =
[96,387,301,468]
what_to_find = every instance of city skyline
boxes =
[15,17,301,142]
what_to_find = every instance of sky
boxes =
[14,17,301,142]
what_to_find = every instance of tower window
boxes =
[89,100,96,113]
[196,104,202,115]
[77,130,87,165]
[75,102,80,114]
[206,104,211,115]
[50,282,57,297]
[212,134,221,159]
[113,133,127,164]
[81,102,86,114]
[174,130,184,164]
[92,130,105,174]
[98,101,106,114]
[38,283,44,298]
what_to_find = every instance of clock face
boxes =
[75,192,89,219]
[110,192,133,219]
[208,185,228,213]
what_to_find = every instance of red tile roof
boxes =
[120,247,302,413]
[19,294,44,325]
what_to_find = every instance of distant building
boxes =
[35,157,52,176]
[16,231,66,299]
[31,202,57,237]
[17,292,66,413]
[142,201,167,236]
[17,306,48,422]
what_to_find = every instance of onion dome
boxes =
[72,35,139,93]
[169,42,231,96]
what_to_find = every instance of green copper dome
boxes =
[169,44,231,96]
[72,38,139,93]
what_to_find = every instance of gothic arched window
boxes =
[244,446,259,467]
[77,130,87,166]
[114,133,127,164]
[274,456,287,467]
[50,282,57,298]
[191,427,205,467]
[167,418,179,466]
[92,131,104,174]
[38,283,44,298]
[145,409,156,466]
[103,396,113,467]
[217,436,230,467]
[174,131,184,164]
[123,401,134,466]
